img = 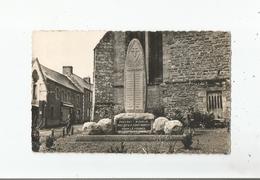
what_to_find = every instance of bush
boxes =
[171,108,186,126]
[149,105,165,118]
[31,129,41,152]
[107,142,127,153]
[168,108,216,129]
[190,111,215,128]
[173,109,184,120]
[182,132,193,149]
[113,105,125,115]
[46,136,56,149]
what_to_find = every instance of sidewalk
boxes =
[39,124,83,138]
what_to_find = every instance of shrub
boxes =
[165,107,217,129]
[46,136,56,149]
[173,109,184,120]
[182,132,193,149]
[148,105,165,118]
[172,108,187,127]
[167,141,178,153]
[31,129,41,152]
[113,105,125,115]
[188,110,215,128]
[107,142,127,153]
[168,108,216,129]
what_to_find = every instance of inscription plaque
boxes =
[116,119,151,131]
[124,39,146,113]
[114,113,154,134]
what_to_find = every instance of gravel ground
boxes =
[39,128,230,154]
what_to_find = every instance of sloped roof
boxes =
[40,64,80,92]
[68,74,93,92]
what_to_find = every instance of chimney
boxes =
[83,77,91,84]
[62,66,73,76]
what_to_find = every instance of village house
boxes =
[93,31,231,122]
[31,58,92,128]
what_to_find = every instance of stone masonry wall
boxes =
[94,32,115,120]
[146,85,161,113]
[162,31,231,83]
[160,80,230,120]
[94,31,231,121]
[162,31,231,120]
[113,32,126,114]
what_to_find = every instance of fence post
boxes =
[71,126,74,135]
[51,129,54,137]
[62,127,65,138]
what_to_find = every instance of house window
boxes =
[61,90,64,101]
[77,95,80,105]
[50,106,54,119]
[32,70,39,82]
[68,92,71,102]
[85,92,89,102]
[207,91,223,119]
[88,92,91,102]
[56,88,60,99]
[65,92,68,102]
[33,84,37,100]
[77,109,81,120]
[72,94,75,103]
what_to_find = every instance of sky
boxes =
[32,31,106,82]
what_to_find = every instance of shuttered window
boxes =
[207,91,223,119]
[208,92,223,110]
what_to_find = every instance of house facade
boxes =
[93,31,231,122]
[31,58,92,128]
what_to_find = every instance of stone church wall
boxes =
[162,31,231,82]
[93,32,115,120]
[93,31,231,121]
[161,31,231,120]
[160,81,231,120]
[113,32,126,115]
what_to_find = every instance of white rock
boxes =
[97,118,113,134]
[164,120,183,135]
[82,122,102,135]
[152,117,169,134]
[82,122,95,131]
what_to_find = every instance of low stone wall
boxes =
[76,134,187,142]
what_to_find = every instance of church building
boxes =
[93,31,231,122]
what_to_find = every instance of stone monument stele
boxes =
[113,38,154,134]
[124,38,146,113]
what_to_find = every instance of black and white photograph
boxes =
[32,31,231,153]
[1,0,260,178]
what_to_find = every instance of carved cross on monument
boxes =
[124,39,146,113]
[130,44,140,59]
